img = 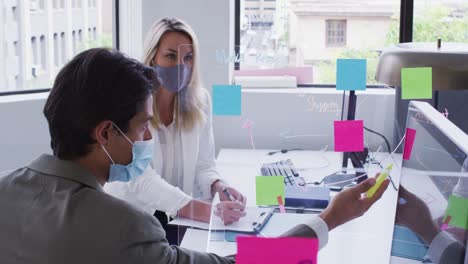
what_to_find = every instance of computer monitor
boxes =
[390,101,468,263]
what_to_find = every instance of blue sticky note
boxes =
[212,85,241,116]
[336,59,367,91]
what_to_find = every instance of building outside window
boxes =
[240,0,468,85]
[326,20,346,47]
[0,0,113,92]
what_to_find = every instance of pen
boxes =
[223,188,239,203]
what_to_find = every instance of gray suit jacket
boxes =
[439,242,466,264]
[0,154,319,264]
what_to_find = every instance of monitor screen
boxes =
[390,101,468,264]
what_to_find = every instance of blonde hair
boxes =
[142,17,206,131]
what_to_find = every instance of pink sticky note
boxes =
[403,128,416,160]
[334,120,364,152]
[277,195,286,214]
[237,237,318,264]
[441,215,452,231]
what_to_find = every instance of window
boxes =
[31,37,38,68]
[93,27,97,40]
[239,0,401,85]
[30,0,39,11]
[72,30,77,54]
[53,33,59,67]
[78,29,83,44]
[12,6,18,21]
[0,0,113,92]
[13,41,19,57]
[40,35,47,70]
[89,0,97,8]
[73,0,80,8]
[60,33,66,64]
[326,20,347,47]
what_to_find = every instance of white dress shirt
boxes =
[306,217,329,250]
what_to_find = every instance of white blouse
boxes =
[158,120,184,190]
[104,89,222,216]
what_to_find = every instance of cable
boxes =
[318,135,407,188]
[340,90,346,121]
[267,148,304,155]
[364,126,391,153]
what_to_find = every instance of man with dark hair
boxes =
[0,48,389,263]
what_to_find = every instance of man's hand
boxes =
[214,201,247,225]
[319,176,390,231]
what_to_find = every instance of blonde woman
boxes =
[104,18,246,242]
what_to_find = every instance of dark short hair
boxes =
[44,48,157,160]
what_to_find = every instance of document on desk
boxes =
[224,213,315,242]
[169,207,273,232]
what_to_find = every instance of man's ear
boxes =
[94,121,114,145]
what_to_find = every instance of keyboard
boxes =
[260,159,301,186]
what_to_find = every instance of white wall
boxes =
[0,93,51,172]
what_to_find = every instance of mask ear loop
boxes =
[100,121,131,165]
[100,145,115,165]
[111,122,134,146]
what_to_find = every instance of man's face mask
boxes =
[153,64,192,93]
[101,122,154,182]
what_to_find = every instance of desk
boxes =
[181,149,402,264]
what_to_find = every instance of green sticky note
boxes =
[256,176,285,206]
[401,67,433,100]
[444,195,468,229]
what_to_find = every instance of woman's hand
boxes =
[212,181,247,205]
[214,201,247,225]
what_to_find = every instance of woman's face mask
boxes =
[153,64,192,93]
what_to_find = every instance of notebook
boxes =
[169,207,274,233]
